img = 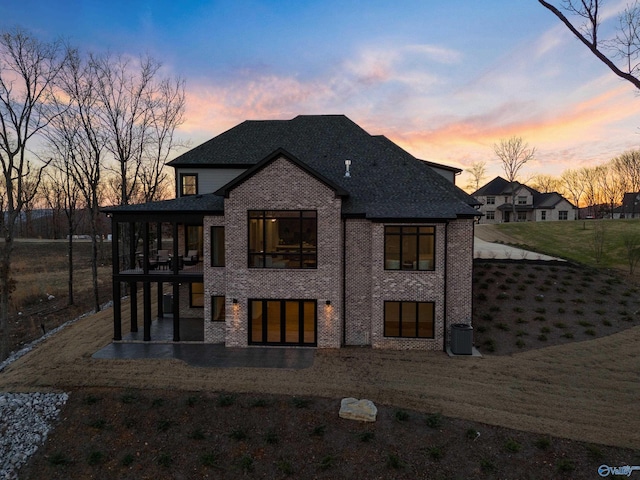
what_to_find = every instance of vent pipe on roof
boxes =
[344,159,351,178]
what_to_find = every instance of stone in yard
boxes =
[339,397,377,422]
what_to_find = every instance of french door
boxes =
[249,299,316,346]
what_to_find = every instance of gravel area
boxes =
[0,301,112,479]
[0,392,69,479]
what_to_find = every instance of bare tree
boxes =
[539,0,640,90]
[55,47,107,312]
[597,163,624,218]
[465,161,487,193]
[622,226,640,275]
[531,173,561,193]
[494,136,535,222]
[0,28,66,360]
[560,168,586,215]
[581,166,602,217]
[91,54,185,206]
[611,149,640,193]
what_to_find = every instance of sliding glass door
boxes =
[249,299,317,346]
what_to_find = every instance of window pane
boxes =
[181,174,197,196]
[401,302,417,337]
[211,227,225,267]
[417,235,434,270]
[266,301,281,343]
[212,296,225,322]
[402,234,417,269]
[385,234,400,269]
[301,218,316,247]
[249,218,263,252]
[303,301,315,344]
[386,226,401,234]
[384,302,400,336]
[419,226,434,234]
[285,301,299,343]
[250,301,263,343]
[418,303,434,338]
[190,283,204,307]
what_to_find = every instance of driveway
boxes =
[474,237,564,261]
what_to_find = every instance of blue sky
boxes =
[3,0,640,187]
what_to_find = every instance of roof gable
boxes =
[214,148,349,198]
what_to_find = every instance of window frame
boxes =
[384,225,435,271]
[486,211,495,220]
[248,210,317,269]
[210,226,225,267]
[517,196,527,205]
[541,211,546,221]
[211,295,225,322]
[486,196,495,205]
[383,300,435,339]
[179,173,198,196]
[559,210,568,220]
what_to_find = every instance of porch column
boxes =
[112,218,122,341]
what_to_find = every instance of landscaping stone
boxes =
[339,397,377,422]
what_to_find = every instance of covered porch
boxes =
[108,210,206,343]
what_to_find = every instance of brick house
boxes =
[104,115,480,351]
[473,176,576,223]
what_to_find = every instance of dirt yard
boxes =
[1,285,639,453]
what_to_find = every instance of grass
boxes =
[493,219,640,275]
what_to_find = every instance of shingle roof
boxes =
[473,176,575,210]
[171,115,479,219]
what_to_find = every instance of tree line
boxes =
[0,27,187,360]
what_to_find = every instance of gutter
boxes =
[443,221,449,353]
[342,218,347,347]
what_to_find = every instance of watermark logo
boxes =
[598,464,640,477]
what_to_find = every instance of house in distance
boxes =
[103,115,480,351]
[473,176,576,223]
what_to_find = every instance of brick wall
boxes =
[203,215,226,343]
[370,222,446,350]
[222,156,343,348]
[344,219,372,345]
[445,219,474,342]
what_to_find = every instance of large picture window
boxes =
[248,211,317,269]
[384,226,435,270]
[384,301,434,338]
[180,173,197,196]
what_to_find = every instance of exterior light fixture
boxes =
[326,300,331,306]
[232,298,238,304]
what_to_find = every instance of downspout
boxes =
[342,218,347,347]
[443,221,449,353]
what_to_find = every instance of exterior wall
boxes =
[203,215,226,343]
[429,166,456,184]
[445,219,474,341]
[370,222,447,350]
[344,219,372,345]
[222,156,343,348]
[175,167,247,196]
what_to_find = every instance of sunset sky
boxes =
[3,0,640,189]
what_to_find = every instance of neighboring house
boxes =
[613,193,640,219]
[103,115,480,351]
[473,176,576,223]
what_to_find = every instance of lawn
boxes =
[493,218,640,273]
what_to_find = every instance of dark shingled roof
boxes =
[108,115,480,219]
[473,176,575,210]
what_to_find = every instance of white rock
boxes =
[339,397,377,422]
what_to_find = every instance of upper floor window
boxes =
[384,226,435,271]
[486,196,495,205]
[518,196,527,205]
[248,210,317,269]
[180,173,198,196]
[211,226,225,267]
